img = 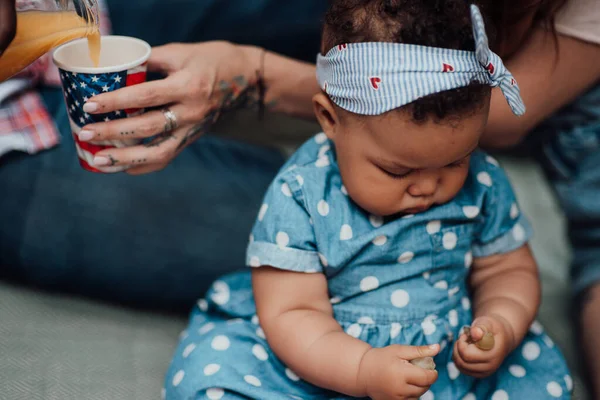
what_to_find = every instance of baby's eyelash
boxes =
[448,159,467,168]
[380,167,412,180]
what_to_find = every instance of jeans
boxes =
[535,83,600,295]
[0,88,285,309]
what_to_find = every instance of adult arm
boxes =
[0,0,16,54]
[483,28,600,148]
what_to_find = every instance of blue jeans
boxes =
[0,88,285,309]
[0,0,328,309]
[535,83,600,296]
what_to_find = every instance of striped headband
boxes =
[316,5,525,116]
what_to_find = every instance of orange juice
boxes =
[0,11,100,82]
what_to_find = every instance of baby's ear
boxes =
[312,92,340,141]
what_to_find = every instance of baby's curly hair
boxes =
[322,0,493,123]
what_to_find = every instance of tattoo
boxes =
[144,131,177,148]
[176,75,274,151]
[108,155,119,166]
[120,131,135,136]
[131,158,147,164]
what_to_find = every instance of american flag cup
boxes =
[53,36,151,173]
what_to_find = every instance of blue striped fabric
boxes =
[316,5,525,116]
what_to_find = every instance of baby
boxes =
[165,1,571,399]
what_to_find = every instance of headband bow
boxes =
[316,5,525,116]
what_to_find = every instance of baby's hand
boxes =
[453,315,514,378]
[358,344,440,400]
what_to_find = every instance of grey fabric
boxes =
[0,284,185,400]
[0,114,589,399]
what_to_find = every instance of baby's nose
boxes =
[408,176,437,197]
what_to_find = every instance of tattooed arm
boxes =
[75,42,319,174]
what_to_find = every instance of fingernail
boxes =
[83,102,98,113]
[93,156,110,166]
[78,130,94,141]
[429,344,439,350]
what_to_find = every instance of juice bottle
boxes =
[0,0,100,82]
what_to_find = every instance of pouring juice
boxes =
[0,0,100,82]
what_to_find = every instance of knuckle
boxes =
[139,87,159,105]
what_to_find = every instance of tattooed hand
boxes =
[77,41,265,174]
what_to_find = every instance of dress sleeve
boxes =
[472,161,533,258]
[246,172,322,273]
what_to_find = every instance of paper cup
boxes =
[53,35,151,173]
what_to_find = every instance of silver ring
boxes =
[161,107,178,132]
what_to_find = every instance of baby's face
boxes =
[326,105,488,217]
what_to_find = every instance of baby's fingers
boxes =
[405,366,439,388]
[455,335,491,364]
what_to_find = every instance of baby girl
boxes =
[165,1,571,399]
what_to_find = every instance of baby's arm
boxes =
[453,245,540,377]
[253,267,439,398]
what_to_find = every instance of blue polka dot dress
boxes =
[165,134,572,400]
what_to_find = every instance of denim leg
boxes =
[0,88,285,310]
[535,84,600,295]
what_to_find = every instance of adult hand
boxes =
[79,41,264,174]
[0,0,16,54]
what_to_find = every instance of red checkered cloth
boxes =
[0,0,111,158]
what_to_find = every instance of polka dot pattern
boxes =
[369,215,383,228]
[276,232,290,249]
[317,200,330,216]
[281,183,292,197]
[546,381,563,398]
[390,323,402,339]
[286,368,300,381]
[211,281,230,306]
[315,132,327,144]
[463,206,480,219]
[391,290,410,308]
[465,251,473,268]
[172,370,185,387]
[448,309,458,327]
[510,203,519,219]
[443,232,458,250]
[360,276,379,292]
[509,365,526,378]
[448,361,460,380]
[244,375,262,387]
[421,390,434,400]
[197,299,208,312]
[491,390,508,400]
[211,335,231,351]
[427,220,441,234]
[512,224,525,241]
[398,252,414,264]
[206,388,224,400]
[319,253,328,267]
[477,171,493,187]
[258,204,268,221]
[340,224,353,241]
[252,344,269,361]
[182,343,196,358]
[421,317,437,335]
[199,322,215,335]
[296,175,304,186]
[204,364,221,376]
[373,235,387,246]
[522,341,541,361]
[346,324,362,338]
[249,256,261,268]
